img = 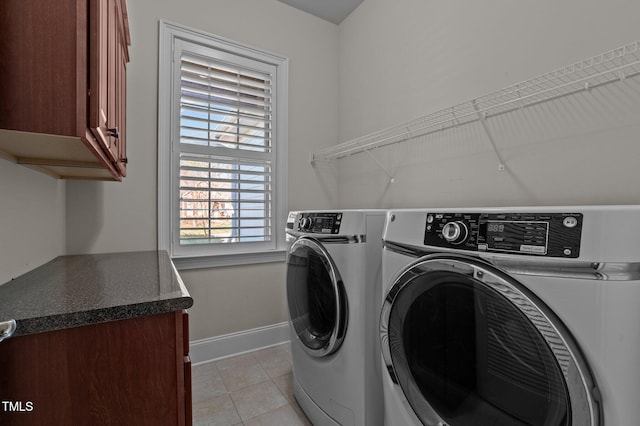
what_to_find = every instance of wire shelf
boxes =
[311,40,640,163]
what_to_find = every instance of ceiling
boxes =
[276,0,364,24]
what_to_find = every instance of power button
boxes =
[563,216,578,228]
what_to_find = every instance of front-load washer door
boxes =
[380,254,600,426]
[287,237,348,357]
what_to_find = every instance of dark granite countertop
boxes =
[0,250,193,337]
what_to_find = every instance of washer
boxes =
[286,210,385,426]
[380,206,640,426]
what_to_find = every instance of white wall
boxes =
[65,0,339,341]
[0,160,65,285]
[336,0,640,208]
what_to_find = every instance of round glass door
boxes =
[380,254,599,426]
[287,237,348,357]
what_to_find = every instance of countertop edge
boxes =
[13,296,194,337]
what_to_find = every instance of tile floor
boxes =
[192,342,312,426]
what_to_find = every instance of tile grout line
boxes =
[193,342,307,425]
[225,352,260,424]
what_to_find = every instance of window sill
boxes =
[171,249,287,270]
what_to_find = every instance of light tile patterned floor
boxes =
[192,342,312,426]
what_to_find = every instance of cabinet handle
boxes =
[0,320,16,343]
[107,127,120,139]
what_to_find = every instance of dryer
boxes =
[380,206,640,426]
[286,210,385,426]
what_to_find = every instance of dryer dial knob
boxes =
[300,217,313,231]
[442,221,469,245]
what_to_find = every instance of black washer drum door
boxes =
[380,254,600,426]
[287,237,348,357]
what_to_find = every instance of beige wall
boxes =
[180,262,287,340]
[336,0,640,208]
[65,0,339,341]
[0,161,65,285]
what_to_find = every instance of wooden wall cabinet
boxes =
[0,311,192,425]
[0,0,130,181]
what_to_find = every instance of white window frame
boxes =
[158,21,288,269]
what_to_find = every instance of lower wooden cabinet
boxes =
[0,311,192,426]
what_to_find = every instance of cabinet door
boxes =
[89,0,127,173]
[89,0,110,146]
[0,0,84,136]
[115,1,128,176]
[182,311,193,426]
[106,0,119,163]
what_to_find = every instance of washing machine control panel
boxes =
[424,212,582,258]
[295,212,342,234]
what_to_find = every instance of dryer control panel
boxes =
[424,212,582,258]
[294,212,342,234]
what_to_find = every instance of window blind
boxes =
[178,51,273,246]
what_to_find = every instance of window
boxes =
[158,21,288,268]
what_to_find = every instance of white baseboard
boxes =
[189,321,291,365]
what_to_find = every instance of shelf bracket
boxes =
[364,148,396,183]
[472,100,506,171]
[451,107,460,127]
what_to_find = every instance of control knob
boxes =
[300,217,313,232]
[441,221,469,245]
